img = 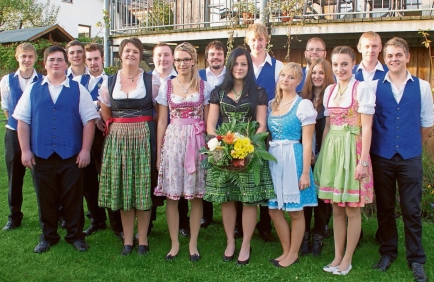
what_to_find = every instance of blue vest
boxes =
[353,64,388,81]
[6,73,42,130]
[371,77,422,160]
[296,67,307,93]
[256,57,277,102]
[198,69,207,81]
[79,76,103,101]
[30,79,83,159]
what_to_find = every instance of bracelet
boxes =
[359,160,369,167]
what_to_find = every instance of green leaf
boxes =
[256,149,277,162]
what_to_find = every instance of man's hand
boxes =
[76,150,91,168]
[96,118,106,132]
[21,150,35,169]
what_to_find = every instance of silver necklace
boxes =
[279,97,296,107]
[176,77,193,94]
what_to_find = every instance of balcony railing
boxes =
[109,0,434,35]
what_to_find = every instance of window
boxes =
[78,25,91,38]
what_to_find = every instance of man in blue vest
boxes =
[245,23,283,242]
[370,37,432,282]
[353,31,388,82]
[198,40,226,228]
[296,37,327,93]
[13,45,100,253]
[1,43,42,231]
[66,40,90,79]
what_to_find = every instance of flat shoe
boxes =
[34,241,51,253]
[121,245,133,256]
[137,245,149,255]
[333,264,352,275]
[272,258,299,268]
[323,264,338,273]
[223,254,234,262]
[190,253,201,262]
[72,240,89,252]
[165,253,178,261]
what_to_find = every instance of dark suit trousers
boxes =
[32,153,85,244]
[4,129,26,224]
[371,153,426,264]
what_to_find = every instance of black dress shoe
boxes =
[165,253,178,261]
[179,227,190,238]
[272,258,299,268]
[190,253,201,262]
[83,223,107,236]
[73,240,89,252]
[137,245,149,255]
[410,263,427,282]
[373,256,393,272]
[34,241,51,253]
[200,218,213,228]
[300,232,310,256]
[121,245,133,256]
[2,221,20,231]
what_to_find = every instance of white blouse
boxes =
[155,80,212,106]
[268,98,317,126]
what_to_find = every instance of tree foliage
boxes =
[0,0,59,30]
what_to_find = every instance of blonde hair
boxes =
[245,23,268,43]
[384,37,409,56]
[271,62,302,112]
[15,43,37,58]
[357,31,382,48]
[174,42,200,92]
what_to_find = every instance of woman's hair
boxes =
[301,58,334,113]
[218,47,257,99]
[331,46,356,62]
[119,37,144,61]
[174,42,200,92]
[271,62,302,112]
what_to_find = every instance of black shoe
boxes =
[73,240,89,252]
[223,253,234,262]
[190,253,201,262]
[34,240,51,253]
[121,245,133,256]
[234,226,243,239]
[272,258,299,268]
[138,245,149,255]
[165,252,178,261]
[311,233,324,256]
[114,231,124,240]
[410,263,427,282]
[83,223,107,236]
[373,256,393,272]
[179,227,190,238]
[2,220,20,231]
[59,218,66,229]
[324,225,331,238]
[300,232,310,256]
[236,247,251,266]
[200,218,213,228]
[257,228,276,242]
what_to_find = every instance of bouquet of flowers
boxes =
[200,119,277,185]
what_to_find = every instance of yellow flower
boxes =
[231,137,254,159]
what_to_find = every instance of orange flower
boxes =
[222,131,236,144]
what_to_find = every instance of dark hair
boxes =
[65,40,84,52]
[205,40,226,59]
[85,43,103,57]
[119,37,144,59]
[301,58,334,113]
[153,42,173,53]
[384,37,409,56]
[331,46,356,62]
[43,45,67,63]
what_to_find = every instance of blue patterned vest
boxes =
[296,67,307,93]
[256,57,277,102]
[30,79,83,159]
[7,73,42,130]
[353,64,388,81]
[371,77,422,159]
[198,69,207,81]
[79,75,103,101]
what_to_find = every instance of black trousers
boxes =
[202,200,214,221]
[83,129,106,225]
[32,153,85,244]
[4,129,26,224]
[371,153,426,264]
[235,202,272,232]
[150,197,189,229]
[304,198,332,234]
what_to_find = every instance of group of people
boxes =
[1,22,431,282]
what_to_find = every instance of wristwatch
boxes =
[359,161,369,167]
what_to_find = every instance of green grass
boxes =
[0,113,433,282]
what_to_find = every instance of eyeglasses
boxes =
[47,58,65,63]
[174,58,193,64]
[306,48,326,53]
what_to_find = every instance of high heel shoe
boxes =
[236,247,251,266]
[333,264,352,275]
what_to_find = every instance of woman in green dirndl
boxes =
[203,47,275,265]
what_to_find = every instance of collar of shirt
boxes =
[152,68,177,84]
[205,66,226,78]
[305,64,310,73]
[383,70,413,84]
[41,76,70,88]
[356,61,384,73]
[13,69,38,80]
[67,65,90,77]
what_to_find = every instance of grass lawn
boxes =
[0,113,433,282]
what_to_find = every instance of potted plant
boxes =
[231,1,257,25]
[269,0,303,22]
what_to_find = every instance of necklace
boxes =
[336,84,349,102]
[233,88,243,101]
[279,97,296,107]
[176,77,193,94]
[20,74,31,80]
[120,69,140,82]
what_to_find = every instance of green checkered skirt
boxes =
[203,161,275,204]
[99,122,152,211]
